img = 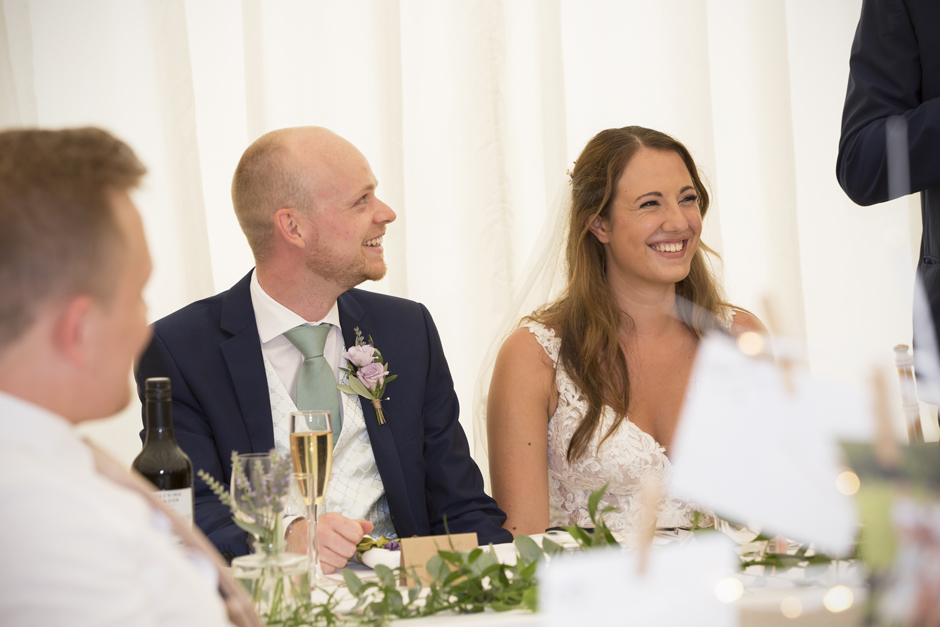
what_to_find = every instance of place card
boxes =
[540,534,738,626]
[399,533,478,586]
[670,333,869,555]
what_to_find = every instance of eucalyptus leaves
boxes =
[262,491,609,626]
[339,533,561,623]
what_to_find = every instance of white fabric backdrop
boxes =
[1,0,933,469]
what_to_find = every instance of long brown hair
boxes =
[528,126,730,462]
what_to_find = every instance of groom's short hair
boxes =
[0,127,146,352]
[231,128,311,262]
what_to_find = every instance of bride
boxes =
[486,126,763,537]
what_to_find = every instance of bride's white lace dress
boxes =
[525,321,701,532]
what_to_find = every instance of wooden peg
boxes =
[871,368,901,469]
[636,476,662,577]
[760,296,796,395]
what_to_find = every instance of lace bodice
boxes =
[525,321,703,533]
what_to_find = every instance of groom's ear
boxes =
[275,208,306,249]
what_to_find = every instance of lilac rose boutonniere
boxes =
[345,344,375,368]
[337,328,397,425]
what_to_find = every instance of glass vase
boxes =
[232,541,310,621]
[229,452,310,620]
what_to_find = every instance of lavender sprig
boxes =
[197,450,294,547]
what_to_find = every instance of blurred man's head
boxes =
[0,128,152,422]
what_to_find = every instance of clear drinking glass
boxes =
[289,410,334,583]
[231,452,285,552]
[229,452,309,618]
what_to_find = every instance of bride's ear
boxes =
[588,216,610,244]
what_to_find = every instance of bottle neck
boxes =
[144,399,175,443]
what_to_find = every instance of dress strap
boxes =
[522,322,560,364]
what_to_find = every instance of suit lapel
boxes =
[337,291,416,535]
[220,271,275,452]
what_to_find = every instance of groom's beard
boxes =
[304,238,387,291]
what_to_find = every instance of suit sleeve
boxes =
[836,0,940,205]
[136,332,251,560]
[417,305,513,545]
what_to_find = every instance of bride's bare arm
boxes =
[487,327,557,537]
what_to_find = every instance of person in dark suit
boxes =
[837,0,940,361]
[137,127,511,569]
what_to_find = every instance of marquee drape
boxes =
[1,0,930,469]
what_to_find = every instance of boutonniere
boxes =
[337,327,397,425]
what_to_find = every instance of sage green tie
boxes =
[283,323,342,441]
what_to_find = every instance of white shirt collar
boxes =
[250,269,342,344]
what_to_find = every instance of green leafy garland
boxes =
[687,510,852,571]
[260,532,563,627]
[260,493,595,626]
[259,484,848,625]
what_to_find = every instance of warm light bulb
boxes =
[780,596,802,619]
[835,470,860,496]
[714,577,744,603]
[823,585,853,613]
[737,332,766,356]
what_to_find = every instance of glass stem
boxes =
[312,502,321,581]
[307,501,317,590]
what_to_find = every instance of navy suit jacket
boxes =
[136,271,511,558]
[837,0,940,343]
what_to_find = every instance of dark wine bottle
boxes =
[132,377,194,529]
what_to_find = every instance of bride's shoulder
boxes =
[727,308,767,336]
[498,324,558,368]
[519,320,560,338]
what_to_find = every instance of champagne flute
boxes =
[289,410,333,582]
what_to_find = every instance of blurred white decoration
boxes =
[540,534,737,627]
[671,333,872,555]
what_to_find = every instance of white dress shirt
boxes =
[0,391,232,627]
[249,271,393,536]
[249,269,345,417]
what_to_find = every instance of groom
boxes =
[136,127,510,569]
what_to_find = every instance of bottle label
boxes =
[154,487,194,526]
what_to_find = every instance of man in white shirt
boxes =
[137,126,512,570]
[0,128,251,626]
